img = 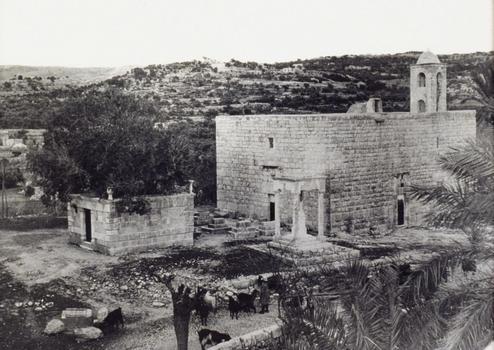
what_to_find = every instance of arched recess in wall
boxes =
[418,100,426,113]
[418,72,426,87]
[436,72,442,111]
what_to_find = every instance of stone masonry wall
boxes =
[216,111,476,234]
[67,193,194,255]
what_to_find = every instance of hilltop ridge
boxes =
[0,51,491,128]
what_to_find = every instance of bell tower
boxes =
[410,51,447,113]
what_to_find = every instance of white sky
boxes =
[0,0,492,67]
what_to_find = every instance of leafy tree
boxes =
[132,67,147,80]
[165,115,216,204]
[27,89,184,208]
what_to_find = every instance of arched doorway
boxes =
[418,100,426,113]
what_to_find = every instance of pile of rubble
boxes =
[44,307,107,342]
[10,296,55,312]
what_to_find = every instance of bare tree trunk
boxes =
[154,273,195,350]
[173,305,191,350]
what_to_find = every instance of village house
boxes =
[215,51,477,235]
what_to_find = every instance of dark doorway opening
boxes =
[397,199,405,226]
[269,202,275,221]
[84,209,92,242]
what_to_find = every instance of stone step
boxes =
[211,217,226,225]
[235,220,252,228]
[79,242,94,251]
[229,230,259,239]
[258,228,275,236]
[201,225,230,234]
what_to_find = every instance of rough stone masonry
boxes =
[215,51,476,234]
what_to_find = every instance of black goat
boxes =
[95,307,124,333]
[237,289,259,313]
[228,296,241,319]
[257,275,283,292]
[195,287,210,326]
[198,328,231,350]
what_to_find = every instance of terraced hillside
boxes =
[0,52,491,128]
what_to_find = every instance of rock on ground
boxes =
[74,326,103,341]
[44,319,65,335]
[95,307,108,322]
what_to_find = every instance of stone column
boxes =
[317,191,325,240]
[274,190,281,240]
[291,184,300,238]
[291,185,308,241]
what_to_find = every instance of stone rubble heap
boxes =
[43,307,104,343]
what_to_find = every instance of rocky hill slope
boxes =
[0,52,491,128]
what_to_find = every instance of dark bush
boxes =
[24,185,35,198]
[1,168,24,188]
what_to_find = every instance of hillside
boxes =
[0,65,132,94]
[0,52,491,128]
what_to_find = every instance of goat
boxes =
[95,307,124,333]
[228,296,241,319]
[198,328,231,350]
[194,287,210,326]
[203,290,217,314]
[237,289,259,313]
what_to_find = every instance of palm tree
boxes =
[467,57,494,142]
[262,139,494,350]
[267,253,470,350]
[410,139,494,350]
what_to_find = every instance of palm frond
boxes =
[399,300,446,350]
[439,140,494,184]
[440,293,494,350]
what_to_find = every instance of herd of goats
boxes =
[191,274,315,349]
[94,274,312,349]
[93,259,479,349]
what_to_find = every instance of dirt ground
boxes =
[0,225,471,350]
[0,229,279,350]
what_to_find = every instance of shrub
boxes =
[24,185,35,198]
[115,196,151,215]
[1,168,24,188]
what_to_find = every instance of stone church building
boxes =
[215,52,476,235]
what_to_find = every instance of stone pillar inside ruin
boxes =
[317,191,325,239]
[274,190,281,240]
[291,187,308,240]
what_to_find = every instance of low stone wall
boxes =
[68,193,194,255]
[209,324,282,350]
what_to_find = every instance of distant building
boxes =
[215,52,476,235]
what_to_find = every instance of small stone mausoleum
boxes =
[67,193,194,255]
[216,52,477,235]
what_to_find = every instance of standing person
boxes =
[259,279,270,314]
